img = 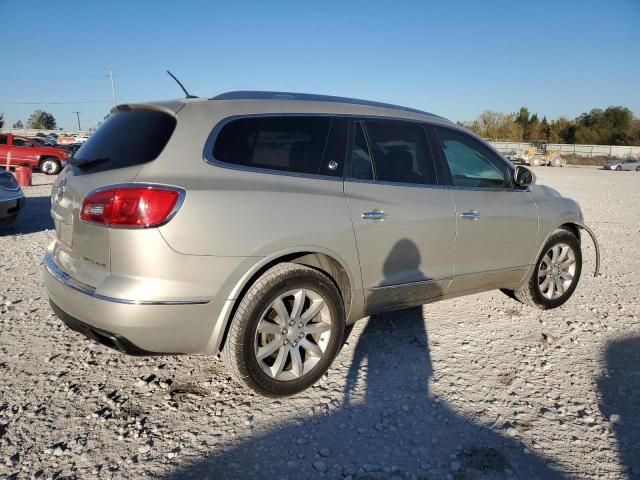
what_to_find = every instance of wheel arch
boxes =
[209,247,356,354]
[534,222,581,263]
[524,220,599,288]
[559,222,581,240]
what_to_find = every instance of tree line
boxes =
[0,110,58,130]
[3,106,639,146]
[460,106,640,146]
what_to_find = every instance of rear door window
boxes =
[363,120,438,185]
[71,109,177,174]
[349,122,375,180]
[213,116,346,177]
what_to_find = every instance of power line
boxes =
[0,74,113,79]
[0,100,111,105]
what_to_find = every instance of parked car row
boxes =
[29,137,58,147]
[0,133,69,175]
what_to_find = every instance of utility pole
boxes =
[73,111,81,131]
[108,65,117,107]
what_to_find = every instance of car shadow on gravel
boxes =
[0,196,52,236]
[598,336,640,479]
[163,308,566,479]
[164,240,566,479]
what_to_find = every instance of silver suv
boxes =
[45,91,599,396]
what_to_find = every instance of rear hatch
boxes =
[50,105,179,287]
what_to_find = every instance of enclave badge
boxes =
[56,177,67,202]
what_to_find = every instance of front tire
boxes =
[40,158,61,175]
[509,228,582,310]
[221,263,345,396]
[616,165,622,171]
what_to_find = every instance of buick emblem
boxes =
[56,177,67,202]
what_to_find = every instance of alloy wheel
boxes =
[254,288,332,381]
[41,160,58,174]
[537,242,577,300]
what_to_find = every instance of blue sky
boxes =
[1,0,638,130]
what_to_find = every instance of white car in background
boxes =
[603,158,640,171]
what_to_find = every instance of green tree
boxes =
[461,111,523,141]
[525,113,541,141]
[540,116,550,141]
[0,112,4,128]
[631,118,640,146]
[549,117,575,143]
[13,120,24,128]
[26,110,57,129]
[465,105,639,145]
[514,107,529,131]
[572,106,634,145]
[574,125,601,144]
[603,106,634,145]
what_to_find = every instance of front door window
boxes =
[434,127,510,189]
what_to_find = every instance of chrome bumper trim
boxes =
[44,251,211,305]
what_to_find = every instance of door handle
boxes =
[460,210,480,220]
[362,210,389,221]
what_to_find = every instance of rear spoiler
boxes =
[110,99,190,117]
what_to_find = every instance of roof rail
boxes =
[210,91,442,118]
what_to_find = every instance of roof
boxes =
[210,91,444,119]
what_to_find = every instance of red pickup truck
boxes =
[0,133,68,175]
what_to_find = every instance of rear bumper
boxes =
[44,250,219,354]
[44,250,210,306]
[50,300,158,355]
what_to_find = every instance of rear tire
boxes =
[221,263,345,396]
[508,229,582,310]
[40,158,61,175]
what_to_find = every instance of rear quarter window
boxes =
[72,109,176,174]
[212,116,346,177]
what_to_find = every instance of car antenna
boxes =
[166,70,198,99]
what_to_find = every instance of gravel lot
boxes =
[1,168,639,480]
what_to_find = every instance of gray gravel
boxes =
[1,168,639,479]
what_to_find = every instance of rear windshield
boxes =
[71,109,176,174]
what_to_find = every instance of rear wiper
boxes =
[69,157,110,168]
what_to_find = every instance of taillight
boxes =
[80,185,182,227]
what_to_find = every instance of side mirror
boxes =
[514,165,535,187]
